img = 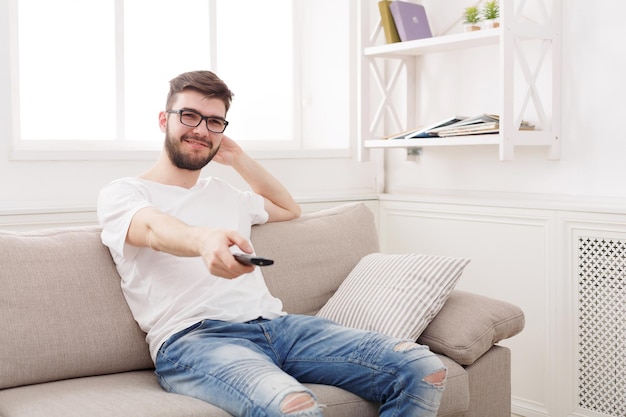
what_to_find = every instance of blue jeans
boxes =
[155,315,445,417]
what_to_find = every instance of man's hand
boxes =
[212,135,241,167]
[197,228,256,279]
[211,135,302,223]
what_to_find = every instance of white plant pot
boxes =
[463,22,482,32]
[483,18,500,29]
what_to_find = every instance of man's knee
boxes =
[279,391,317,414]
[393,340,447,388]
[393,341,420,352]
[423,368,447,388]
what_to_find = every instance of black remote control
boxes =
[233,253,274,267]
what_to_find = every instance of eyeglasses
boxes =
[166,109,229,134]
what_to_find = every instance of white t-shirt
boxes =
[97,177,285,362]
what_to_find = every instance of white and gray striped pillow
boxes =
[317,253,470,340]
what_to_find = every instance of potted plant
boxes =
[482,0,500,29]
[463,6,481,32]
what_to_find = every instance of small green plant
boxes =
[482,1,499,20]
[463,6,480,24]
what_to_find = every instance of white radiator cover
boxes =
[577,237,626,417]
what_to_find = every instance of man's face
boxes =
[160,90,226,171]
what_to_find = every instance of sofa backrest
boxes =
[0,226,153,390]
[253,202,380,315]
[0,202,379,389]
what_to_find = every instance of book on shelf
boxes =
[433,114,536,137]
[388,1,432,42]
[387,114,535,139]
[378,1,401,44]
[433,113,500,130]
[428,114,500,136]
[386,116,466,140]
[434,123,500,137]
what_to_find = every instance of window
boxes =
[12,0,353,159]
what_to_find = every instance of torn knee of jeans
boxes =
[393,341,420,352]
[279,391,317,414]
[423,368,447,388]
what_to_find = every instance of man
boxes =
[98,70,446,417]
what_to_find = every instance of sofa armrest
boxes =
[417,290,525,366]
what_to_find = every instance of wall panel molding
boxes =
[379,195,626,417]
[0,197,379,232]
[0,206,98,231]
[379,198,554,416]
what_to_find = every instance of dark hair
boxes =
[165,71,234,113]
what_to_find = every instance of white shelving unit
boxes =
[358,0,561,161]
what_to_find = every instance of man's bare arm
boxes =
[126,206,255,279]
[213,136,301,222]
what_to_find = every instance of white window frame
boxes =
[8,0,358,161]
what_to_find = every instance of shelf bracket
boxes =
[406,147,422,161]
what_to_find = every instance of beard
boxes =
[164,131,220,171]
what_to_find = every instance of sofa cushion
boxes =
[253,203,380,315]
[0,370,379,417]
[316,252,470,340]
[0,227,152,390]
[0,363,470,417]
[418,290,525,365]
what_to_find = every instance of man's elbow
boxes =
[278,205,301,222]
[290,204,302,219]
[267,203,301,222]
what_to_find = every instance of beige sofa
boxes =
[0,203,525,417]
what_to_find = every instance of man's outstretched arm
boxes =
[126,206,256,279]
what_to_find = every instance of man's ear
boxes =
[158,111,167,132]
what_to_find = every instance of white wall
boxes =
[384,0,626,201]
[377,3,626,416]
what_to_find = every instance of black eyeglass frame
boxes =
[166,109,229,133]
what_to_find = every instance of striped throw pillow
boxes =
[316,253,470,340]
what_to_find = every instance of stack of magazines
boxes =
[387,114,535,139]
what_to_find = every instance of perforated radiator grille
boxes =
[578,237,626,416]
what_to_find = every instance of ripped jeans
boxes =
[155,315,446,417]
